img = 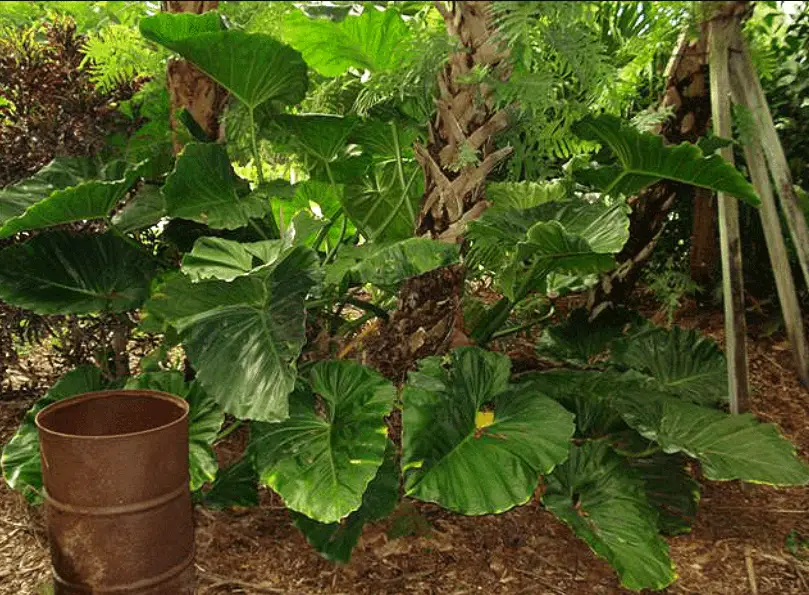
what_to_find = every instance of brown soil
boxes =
[2,296,809,595]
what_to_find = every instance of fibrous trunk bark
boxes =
[690,186,719,286]
[163,1,228,153]
[415,0,512,242]
[589,32,713,312]
[364,1,510,380]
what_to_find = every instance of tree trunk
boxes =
[589,33,713,312]
[690,186,719,286]
[416,1,512,242]
[163,1,228,153]
[363,1,510,380]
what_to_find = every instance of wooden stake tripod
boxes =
[706,2,809,413]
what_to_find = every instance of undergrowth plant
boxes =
[1,5,807,592]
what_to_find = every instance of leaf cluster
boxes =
[0,7,802,593]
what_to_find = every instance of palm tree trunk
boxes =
[163,1,228,153]
[416,0,512,242]
[363,1,511,380]
[589,32,712,312]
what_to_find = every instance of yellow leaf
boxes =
[475,410,495,429]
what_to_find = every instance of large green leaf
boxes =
[525,368,809,486]
[282,8,409,77]
[162,143,272,230]
[252,361,395,522]
[0,173,141,239]
[501,220,616,300]
[628,452,700,536]
[277,181,352,248]
[143,246,320,421]
[111,184,166,232]
[526,368,809,486]
[535,308,644,366]
[0,157,142,238]
[613,385,809,486]
[124,371,224,491]
[291,180,342,220]
[262,114,358,166]
[466,199,629,297]
[518,370,627,439]
[324,238,459,290]
[181,237,286,282]
[352,238,460,290]
[543,441,676,591]
[0,157,99,226]
[341,166,422,241]
[202,455,259,510]
[340,120,422,241]
[1,366,111,504]
[402,347,575,515]
[291,442,399,563]
[519,221,615,272]
[611,326,728,406]
[486,180,570,211]
[141,13,307,109]
[573,114,760,206]
[0,231,155,315]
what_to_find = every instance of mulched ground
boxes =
[2,294,809,595]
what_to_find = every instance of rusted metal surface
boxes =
[36,390,195,594]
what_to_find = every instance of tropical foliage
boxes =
[2,2,808,592]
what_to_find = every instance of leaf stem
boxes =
[337,311,375,336]
[325,214,348,263]
[249,108,265,186]
[489,306,554,341]
[248,107,280,239]
[312,161,345,254]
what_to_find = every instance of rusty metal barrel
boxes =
[36,390,195,594]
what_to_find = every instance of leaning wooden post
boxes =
[729,27,809,292]
[728,35,809,388]
[708,8,751,413]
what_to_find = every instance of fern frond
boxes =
[631,105,675,133]
[80,23,164,93]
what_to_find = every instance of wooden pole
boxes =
[728,30,809,389]
[729,28,809,292]
[708,11,751,414]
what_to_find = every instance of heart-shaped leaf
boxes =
[628,452,700,536]
[252,360,395,522]
[141,13,307,109]
[144,246,320,421]
[543,441,676,591]
[613,384,809,486]
[282,8,410,77]
[291,442,399,563]
[181,237,286,282]
[0,156,144,238]
[0,231,155,315]
[573,114,760,206]
[402,347,575,515]
[162,143,272,230]
[611,325,728,406]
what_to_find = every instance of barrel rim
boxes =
[35,389,190,440]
